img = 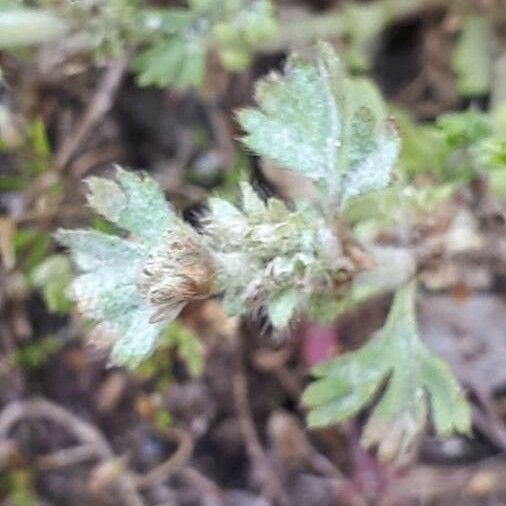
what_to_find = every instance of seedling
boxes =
[58,44,470,463]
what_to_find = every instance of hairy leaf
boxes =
[267,287,298,329]
[238,50,344,196]
[86,166,173,248]
[55,228,156,366]
[56,168,211,367]
[204,181,355,324]
[303,282,470,463]
[238,42,399,207]
[108,307,166,367]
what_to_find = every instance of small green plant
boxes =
[396,104,506,197]
[1,469,36,506]
[1,1,496,98]
[0,114,72,315]
[136,321,205,383]
[303,282,469,464]
[0,0,277,89]
[132,0,277,87]
[58,43,470,463]
[11,335,62,370]
[31,254,73,314]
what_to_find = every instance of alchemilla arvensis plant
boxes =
[58,43,470,462]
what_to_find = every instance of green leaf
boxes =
[55,229,144,277]
[239,181,266,218]
[14,229,51,275]
[267,287,298,328]
[133,1,276,88]
[138,8,194,36]
[108,306,166,367]
[452,15,492,97]
[85,166,173,248]
[212,0,277,71]
[420,354,471,436]
[58,168,217,367]
[55,229,147,321]
[238,50,344,196]
[303,282,471,463]
[56,227,163,367]
[489,167,506,199]
[206,196,249,242]
[12,336,62,371]
[133,34,206,89]
[395,106,503,185]
[436,110,491,148]
[341,117,399,202]
[342,2,387,71]
[56,169,196,367]
[238,42,399,207]
[394,107,448,179]
[31,255,73,314]
[164,321,204,377]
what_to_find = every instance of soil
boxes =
[0,1,505,505]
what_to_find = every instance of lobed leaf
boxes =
[55,229,143,275]
[303,282,471,463]
[86,166,173,248]
[56,169,199,367]
[133,35,206,89]
[55,228,159,366]
[238,42,400,208]
[108,307,166,367]
[133,0,276,88]
[238,53,343,196]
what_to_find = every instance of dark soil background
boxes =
[0,1,505,505]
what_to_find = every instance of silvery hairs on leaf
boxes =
[202,182,358,327]
[56,166,215,367]
[303,282,470,466]
[237,42,400,208]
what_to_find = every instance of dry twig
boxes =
[132,427,194,490]
[0,397,145,506]
[233,341,289,505]
[180,466,227,506]
[53,56,127,172]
